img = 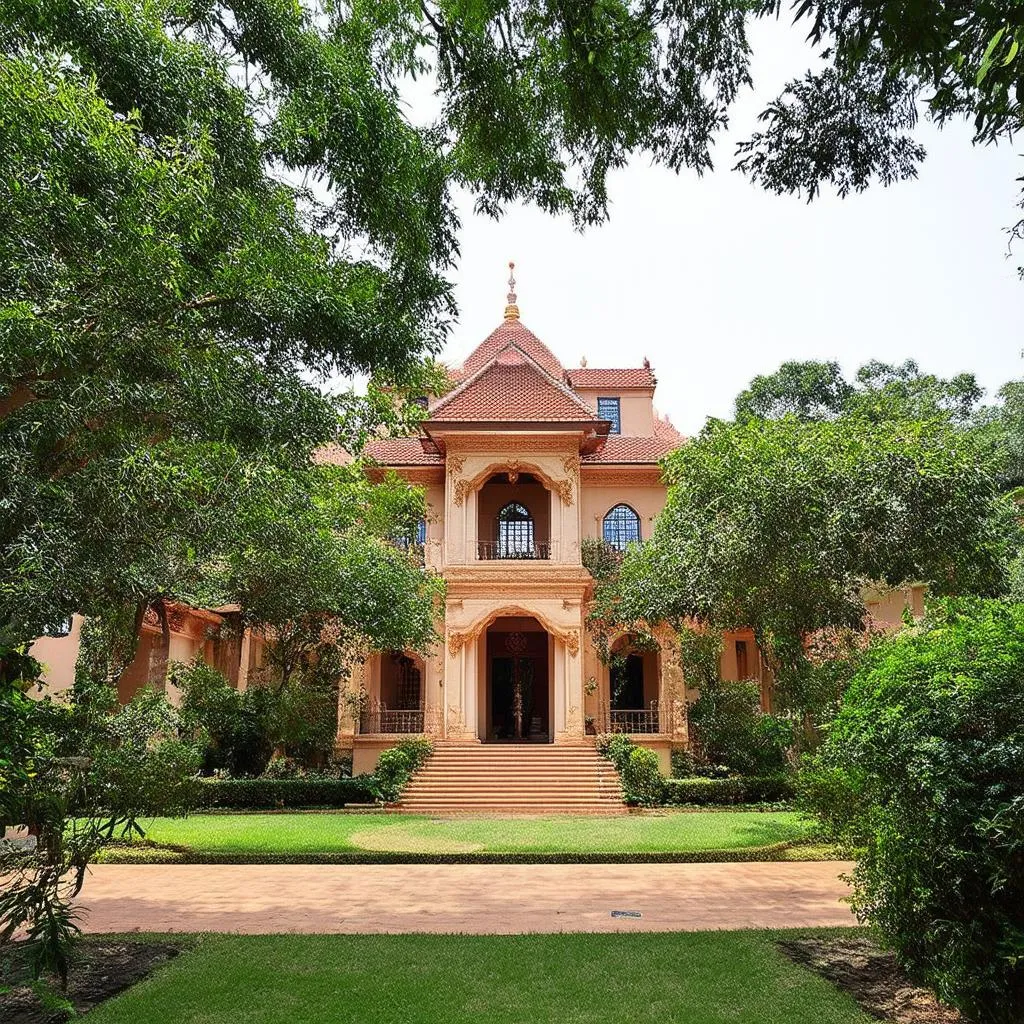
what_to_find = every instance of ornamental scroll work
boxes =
[451,470,574,506]
[448,627,579,658]
[447,631,471,656]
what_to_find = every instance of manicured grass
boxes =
[130,810,816,857]
[84,931,873,1024]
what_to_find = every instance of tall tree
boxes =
[618,414,1017,723]
[735,359,986,425]
[0,0,762,651]
[736,1,1024,235]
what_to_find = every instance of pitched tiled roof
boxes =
[458,319,565,380]
[362,436,443,465]
[429,344,600,423]
[583,417,685,464]
[565,367,656,389]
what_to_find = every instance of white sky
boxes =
[437,18,1024,435]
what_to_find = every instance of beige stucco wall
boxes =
[574,389,655,436]
[28,615,83,698]
[580,484,666,543]
[865,584,926,626]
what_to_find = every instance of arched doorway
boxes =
[476,472,551,560]
[606,635,660,734]
[370,651,425,733]
[484,616,551,741]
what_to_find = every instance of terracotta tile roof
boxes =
[458,319,565,380]
[429,344,600,423]
[583,417,685,464]
[565,367,656,389]
[362,436,443,465]
[314,444,352,466]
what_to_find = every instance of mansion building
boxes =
[341,276,736,775]
[28,272,923,801]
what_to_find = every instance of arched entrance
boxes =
[476,472,551,560]
[484,616,552,741]
[366,651,425,733]
[605,634,660,734]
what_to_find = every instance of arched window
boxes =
[497,502,534,558]
[603,504,641,551]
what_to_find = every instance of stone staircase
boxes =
[398,743,625,814]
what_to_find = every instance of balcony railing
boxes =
[477,540,551,560]
[599,702,662,735]
[358,708,425,734]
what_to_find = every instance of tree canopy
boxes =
[618,411,1017,718]
[801,599,1024,1024]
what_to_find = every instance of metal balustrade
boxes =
[598,702,662,735]
[476,539,551,561]
[358,708,425,735]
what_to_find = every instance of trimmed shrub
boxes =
[597,734,665,805]
[663,775,795,806]
[596,733,636,772]
[374,737,433,802]
[194,777,376,809]
[687,679,792,775]
[621,746,664,806]
[801,599,1024,1023]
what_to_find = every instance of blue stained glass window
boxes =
[597,397,621,434]
[603,504,641,551]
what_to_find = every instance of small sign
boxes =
[610,910,642,919]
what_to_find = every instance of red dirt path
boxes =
[75,861,856,934]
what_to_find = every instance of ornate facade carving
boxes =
[446,704,466,734]
[561,453,581,475]
[554,478,574,506]
[447,454,465,475]
[445,434,581,454]
[565,704,583,734]
[447,631,471,656]
[452,478,472,506]
[563,628,581,658]
[580,468,662,487]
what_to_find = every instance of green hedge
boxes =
[95,842,802,866]
[194,776,377,810]
[662,776,795,806]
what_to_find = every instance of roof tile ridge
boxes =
[427,349,507,415]
[504,342,598,418]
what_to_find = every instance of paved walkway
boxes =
[76,862,855,934]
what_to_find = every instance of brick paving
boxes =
[75,862,856,934]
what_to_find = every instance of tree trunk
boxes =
[151,598,171,691]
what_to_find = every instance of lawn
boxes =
[128,810,817,857]
[84,932,873,1024]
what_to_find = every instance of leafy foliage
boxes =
[734,359,986,426]
[800,599,1024,1023]
[373,738,433,803]
[736,2,1024,245]
[177,660,276,778]
[621,412,1015,723]
[662,776,795,806]
[0,677,200,982]
[687,680,792,776]
[596,733,664,806]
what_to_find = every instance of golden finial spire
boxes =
[504,261,520,320]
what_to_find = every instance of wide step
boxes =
[398,744,625,814]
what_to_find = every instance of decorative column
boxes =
[555,629,584,741]
[656,629,687,741]
[445,628,473,739]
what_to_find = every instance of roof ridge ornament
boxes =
[504,261,520,320]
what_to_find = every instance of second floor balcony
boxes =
[476,539,551,561]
